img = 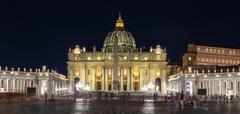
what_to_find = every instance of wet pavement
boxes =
[0,100,239,114]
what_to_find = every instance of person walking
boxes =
[175,93,180,110]
[180,91,185,110]
[191,94,198,109]
[170,93,176,113]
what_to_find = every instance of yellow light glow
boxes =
[144,57,148,60]
[134,56,138,60]
[87,56,91,60]
[96,56,101,60]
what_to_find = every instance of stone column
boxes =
[12,79,15,92]
[139,68,143,91]
[19,79,22,92]
[234,80,237,96]
[127,68,130,91]
[0,79,1,88]
[101,67,105,91]
[23,79,26,93]
[105,68,108,91]
[130,67,133,91]
[92,68,96,91]
[6,79,9,92]
[120,69,124,91]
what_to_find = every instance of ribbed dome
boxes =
[104,30,136,48]
[103,14,136,52]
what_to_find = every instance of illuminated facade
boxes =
[169,44,240,97]
[0,66,68,97]
[67,14,169,94]
[168,66,240,97]
[183,44,240,70]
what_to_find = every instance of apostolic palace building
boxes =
[1,14,240,98]
[168,44,240,97]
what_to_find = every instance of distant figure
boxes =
[175,93,180,110]
[180,91,185,110]
[105,92,108,100]
[170,93,175,112]
[191,94,198,109]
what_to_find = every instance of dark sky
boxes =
[0,0,240,75]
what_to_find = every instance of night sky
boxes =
[1,0,240,75]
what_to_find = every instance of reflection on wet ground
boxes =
[0,100,239,114]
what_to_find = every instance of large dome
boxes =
[103,14,136,52]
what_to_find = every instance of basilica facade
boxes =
[67,15,169,94]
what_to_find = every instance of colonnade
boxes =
[198,79,240,96]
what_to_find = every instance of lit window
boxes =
[75,56,79,60]
[108,69,112,75]
[206,48,208,51]
[123,56,127,60]
[144,57,148,60]
[87,56,91,60]
[230,50,232,54]
[197,58,200,61]
[75,68,80,76]
[222,50,224,53]
[188,57,192,61]
[218,49,220,53]
[108,56,112,60]
[197,48,200,51]
[96,56,101,60]
[134,56,138,60]
[210,48,212,52]
[123,69,127,75]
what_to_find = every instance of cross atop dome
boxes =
[118,12,122,20]
[115,12,124,29]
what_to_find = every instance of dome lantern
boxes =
[115,12,124,30]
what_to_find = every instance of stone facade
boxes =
[67,15,169,94]
[183,44,240,70]
[0,66,68,97]
[168,65,240,97]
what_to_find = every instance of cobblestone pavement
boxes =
[0,100,239,114]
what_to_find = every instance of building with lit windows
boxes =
[0,66,68,97]
[168,44,240,97]
[183,44,240,70]
[67,14,170,94]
